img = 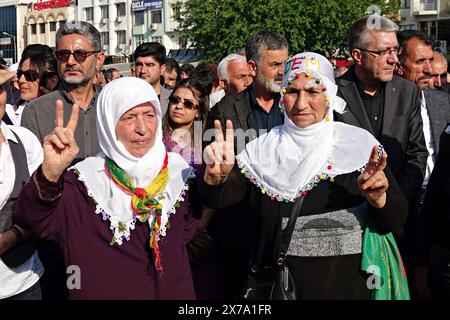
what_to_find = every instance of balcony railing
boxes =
[416,0,437,11]
[413,0,437,15]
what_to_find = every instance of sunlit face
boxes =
[400,37,433,89]
[283,74,328,128]
[429,59,448,90]
[56,34,104,87]
[164,69,178,89]
[135,56,166,87]
[18,58,41,101]
[115,102,158,158]
[226,59,252,94]
[355,31,399,84]
[169,87,200,128]
[250,48,289,93]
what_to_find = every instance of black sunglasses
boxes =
[55,50,100,63]
[17,69,40,82]
[169,95,199,110]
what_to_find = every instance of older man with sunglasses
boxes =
[20,21,105,300]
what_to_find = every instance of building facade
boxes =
[25,0,76,50]
[399,0,450,56]
[2,0,184,65]
[74,0,183,62]
[0,0,35,64]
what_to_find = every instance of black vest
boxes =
[0,129,36,268]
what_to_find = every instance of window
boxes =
[172,2,182,20]
[134,34,144,46]
[31,24,36,34]
[59,20,66,28]
[399,24,416,31]
[151,10,162,24]
[135,11,144,25]
[101,32,109,46]
[39,23,45,33]
[116,30,126,45]
[116,3,126,17]
[85,7,93,21]
[430,21,437,40]
[420,21,429,35]
[49,21,57,31]
[101,6,109,19]
[151,36,162,44]
[400,0,410,8]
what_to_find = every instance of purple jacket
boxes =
[14,166,197,300]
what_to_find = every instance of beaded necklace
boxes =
[104,153,169,273]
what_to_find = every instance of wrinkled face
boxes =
[115,102,158,158]
[251,48,289,93]
[226,59,252,94]
[135,56,166,87]
[357,31,399,84]
[18,58,41,101]
[400,38,433,89]
[111,70,121,81]
[169,87,200,128]
[94,70,105,84]
[56,34,103,87]
[283,74,328,128]
[429,60,448,90]
[164,68,178,89]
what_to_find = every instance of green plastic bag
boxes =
[361,216,410,300]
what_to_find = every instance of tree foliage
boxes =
[175,0,400,62]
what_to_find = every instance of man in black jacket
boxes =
[414,125,450,299]
[204,31,289,299]
[335,16,428,277]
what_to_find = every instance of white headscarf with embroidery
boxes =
[236,52,381,202]
[71,77,193,246]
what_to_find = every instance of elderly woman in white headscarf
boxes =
[202,52,409,300]
[14,77,197,300]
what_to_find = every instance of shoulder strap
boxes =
[279,195,305,258]
[2,113,13,125]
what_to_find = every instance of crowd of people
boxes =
[0,15,449,300]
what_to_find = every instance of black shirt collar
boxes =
[248,85,281,112]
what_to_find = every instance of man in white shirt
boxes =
[396,31,450,196]
[0,69,44,300]
[396,31,450,295]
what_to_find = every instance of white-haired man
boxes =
[218,53,252,95]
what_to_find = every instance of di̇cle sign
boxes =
[131,0,163,12]
[33,0,77,11]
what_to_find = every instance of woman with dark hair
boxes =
[5,45,59,126]
[162,79,223,299]
[162,78,208,173]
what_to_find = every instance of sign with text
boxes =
[0,38,12,46]
[131,0,163,12]
[33,0,77,11]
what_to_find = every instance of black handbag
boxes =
[242,195,305,300]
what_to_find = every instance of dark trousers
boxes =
[214,243,250,300]
[430,244,450,299]
[396,188,427,279]
[37,239,68,300]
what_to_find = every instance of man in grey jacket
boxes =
[21,21,105,162]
